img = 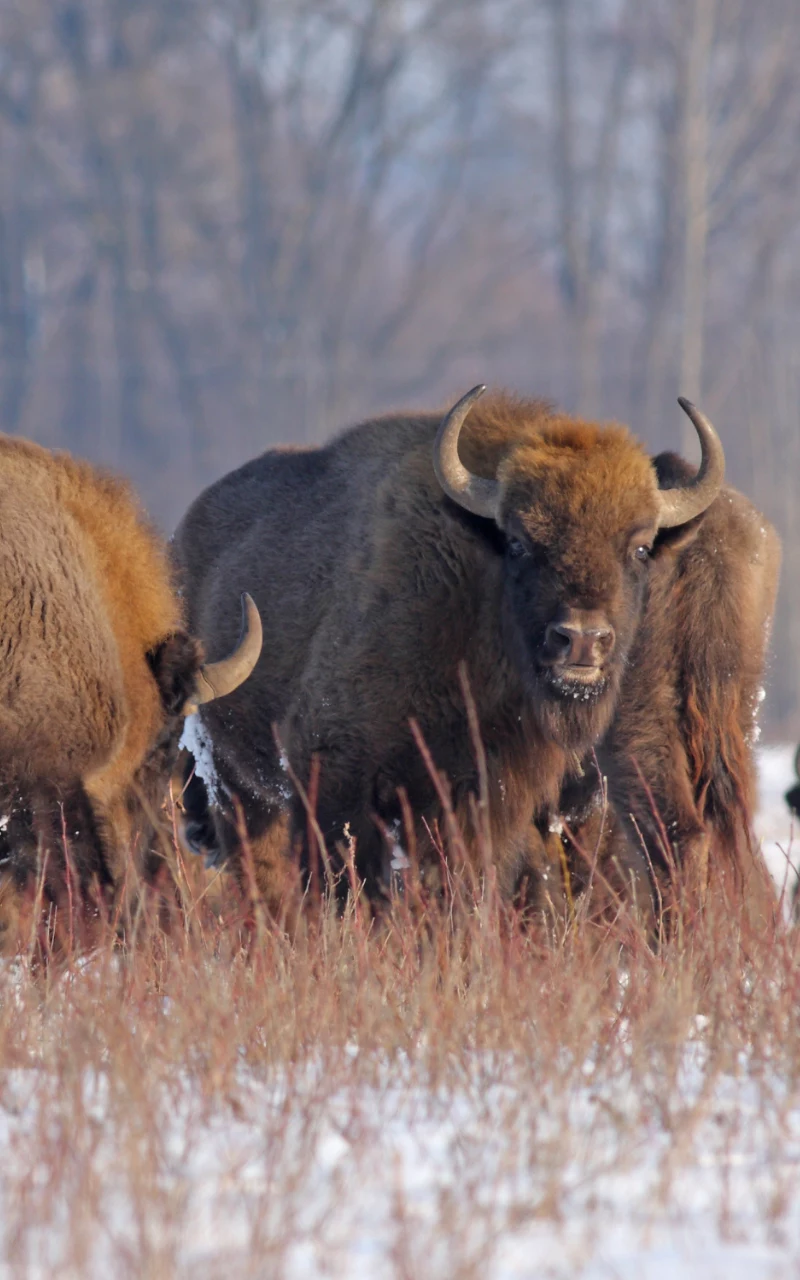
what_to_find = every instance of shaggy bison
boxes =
[785,746,800,823]
[172,387,726,911]
[0,434,261,947]
[553,459,780,925]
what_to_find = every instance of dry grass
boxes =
[1,790,800,1280]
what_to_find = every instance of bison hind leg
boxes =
[0,781,114,953]
[45,782,115,893]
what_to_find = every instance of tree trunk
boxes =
[679,0,715,457]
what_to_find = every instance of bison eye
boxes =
[633,545,651,562]
[507,537,528,559]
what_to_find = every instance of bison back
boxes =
[0,477,125,786]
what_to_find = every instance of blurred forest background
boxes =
[1,0,800,731]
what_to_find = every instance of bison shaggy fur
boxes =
[172,391,728,914]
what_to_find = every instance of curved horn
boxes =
[657,397,726,528]
[433,384,500,519]
[183,593,262,714]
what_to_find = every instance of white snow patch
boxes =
[179,712,223,804]
[390,848,411,872]
[384,818,411,874]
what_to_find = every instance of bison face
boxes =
[432,387,725,750]
[497,442,660,742]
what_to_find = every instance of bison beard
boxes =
[172,388,729,917]
[0,436,261,953]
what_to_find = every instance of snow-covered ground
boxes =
[4,1040,799,1279]
[1,748,799,1279]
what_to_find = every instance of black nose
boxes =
[544,621,615,667]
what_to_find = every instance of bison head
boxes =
[143,591,262,808]
[433,387,724,749]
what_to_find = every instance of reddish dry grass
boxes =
[0,787,799,1277]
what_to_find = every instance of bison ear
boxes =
[650,449,709,557]
[651,511,706,558]
[147,631,203,717]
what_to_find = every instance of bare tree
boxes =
[544,0,636,416]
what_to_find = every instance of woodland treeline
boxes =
[2,0,800,728]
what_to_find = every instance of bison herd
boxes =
[0,387,788,950]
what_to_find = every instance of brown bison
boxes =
[553,456,780,924]
[171,387,726,910]
[0,434,261,947]
[785,747,800,823]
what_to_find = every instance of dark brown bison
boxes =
[785,746,800,823]
[171,387,727,911]
[551,456,780,926]
[0,434,261,948]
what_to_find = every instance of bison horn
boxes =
[183,592,263,714]
[657,398,725,528]
[433,384,500,520]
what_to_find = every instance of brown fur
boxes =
[559,458,781,925]
[172,392,714,912]
[0,434,204,944]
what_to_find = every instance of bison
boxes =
[171,387,727,912]
[0,433,261,948]
[785,747,800,823]
[552,457,780,926]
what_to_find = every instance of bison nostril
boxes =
[545,623,574,659]
[544,622,615,666]
[593,627,614,658]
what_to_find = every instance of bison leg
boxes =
[177,750,297,919]
[286,784,383,905]
[215,803,297,927]
[561,802,657,931]
[0,782,115,954]
[512,821,569,924]
[596,737,708,882]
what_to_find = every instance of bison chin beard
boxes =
[502,607,624,752]
[532,667,620,752]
